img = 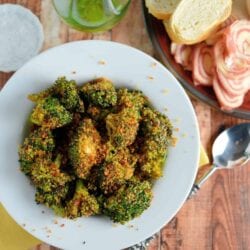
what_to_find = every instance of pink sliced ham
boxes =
[171,43,193,71]
[170,19,250,111]
[192,43,214,86]
[224,20,250,66]
[214,39,249,78]
[214,39,250,96]
[213,75,245,110]
[217,69,250,96]
[170,43,178,55]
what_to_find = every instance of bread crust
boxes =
[145,0,175,20]
[164,1,232,44]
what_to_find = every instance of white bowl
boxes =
[0,40,200,250]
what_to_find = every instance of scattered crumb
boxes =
[181,133,187,138]
[163,107,168,112]
[174,127,179,132]
[71,71,76,74]
[171,137,178,147]
[82,241,86,245]
[53,219,58,224]
[22,223,26,227]
[151,62,157,68]
[41,210,45,214]
[46,229,52,234]
[127,224,134,229]
[60,224,65,228]
[161,89,169,95]
[112,223,118,227]
[147,76,154,80]
[173,118,180,123]
[46,235,50,238]
[98,59,106,65]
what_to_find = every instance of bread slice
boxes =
[145,0,182,20]
[164,0,232,44]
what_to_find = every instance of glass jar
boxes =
[53,0,131,32]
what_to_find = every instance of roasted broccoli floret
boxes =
[28,87,52,103]
[29,77,84,112]
[138,107,172,179]
[53,77,84,111]
[103,179,153,224]
[20,76,172,223]
[81,78,117,108]
[105,89,148,148]
[68,118,106,179]
[19,128,55,175]
[30,97,73,128]
[106,108,140,148]
[30,155,73,192]
[100,148,137,194]
[117,88,148,110]
[66,180,100,218]
[35,186,69,206]
[87,104,112,121]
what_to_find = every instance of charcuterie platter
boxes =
[143,0,250,119]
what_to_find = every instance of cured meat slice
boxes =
[213,75,245,110]
[192,43,214,86]
[214,39,249,79]
[171,43,193,70]
[225,20,250,66]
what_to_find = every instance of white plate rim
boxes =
[0,40,200,250]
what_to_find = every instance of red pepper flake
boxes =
[60,224,65,228]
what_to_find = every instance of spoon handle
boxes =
[189,164,217,198]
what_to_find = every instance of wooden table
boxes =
[0,1,250,249]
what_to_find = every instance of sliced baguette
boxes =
[145,0,182,20]
[164,0,232,44]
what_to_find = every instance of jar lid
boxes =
[0,4,44,72]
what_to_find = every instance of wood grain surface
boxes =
[0,1,250,250]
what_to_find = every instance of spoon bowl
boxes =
[191,123,250,195]
[213,123,250,168]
